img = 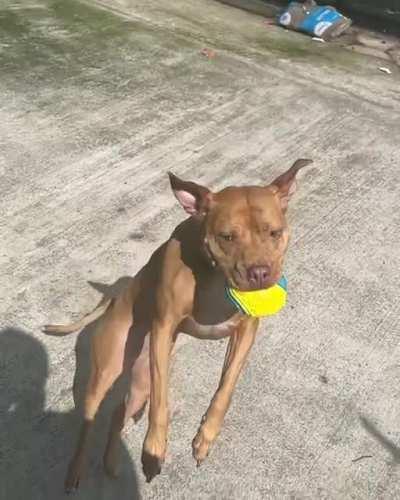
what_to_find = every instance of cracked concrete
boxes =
[1,0,400,499]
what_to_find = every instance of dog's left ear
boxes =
[270,158,312,211]
[168,172,213,216]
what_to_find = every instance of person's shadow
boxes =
[360,416,400,463]
[0,285,141,500]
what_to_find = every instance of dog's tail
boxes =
[42,297,112,335]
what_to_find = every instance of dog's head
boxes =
[169,159,311,291]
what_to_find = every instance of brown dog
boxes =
[44,158,311,491]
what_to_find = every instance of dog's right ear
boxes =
[168,172,213,216]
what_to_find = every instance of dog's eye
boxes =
[219,232,235,242]
[270,229,283,239]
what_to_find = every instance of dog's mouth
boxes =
[228,280,277,292]
[227,267,281,292]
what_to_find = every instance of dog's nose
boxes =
[247,265,271,289]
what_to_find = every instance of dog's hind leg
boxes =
[64,278,140,493]
[103,335,151,478]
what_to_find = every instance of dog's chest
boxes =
[180,315,241,340]
[190,272,238,326]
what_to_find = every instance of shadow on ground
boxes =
[360,416,400,464]
[0,319,141,500]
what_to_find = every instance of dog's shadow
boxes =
[72,276,133,408]
[0,278,141,500]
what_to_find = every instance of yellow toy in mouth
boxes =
[225,276,287,317]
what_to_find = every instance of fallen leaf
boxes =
[263,18,276,26]
[200,48,216,58]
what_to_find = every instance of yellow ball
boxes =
[226,276,287,317]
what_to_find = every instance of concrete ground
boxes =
[1,0,400,499]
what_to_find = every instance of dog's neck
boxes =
[172,217,218,273]
[196,217,218,270]
[202,237,217,269]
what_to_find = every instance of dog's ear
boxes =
[270,158,312,211]
[168,172,213,216]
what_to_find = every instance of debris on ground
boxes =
[356,32,400,68]
[319,375,328,384]
[312,36,325,43]
[263,18,276,26]
[200,47,216,58]
[340,29,400,68]
[278,0,351,40]
[378,66,392,74]
[385,9,400,16]
[352,455,373,463]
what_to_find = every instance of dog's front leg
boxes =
[141,239,195,482]
[192,316,259,465]
[141,315,178,482]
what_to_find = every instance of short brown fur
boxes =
[43,158,311,490]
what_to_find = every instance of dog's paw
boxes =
[141,449,164,482]
[192,427,213,466]
[64,460,83,494]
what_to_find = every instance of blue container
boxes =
[278,1,351,38]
